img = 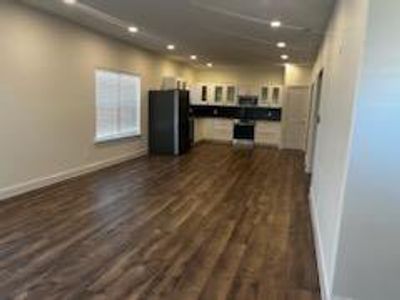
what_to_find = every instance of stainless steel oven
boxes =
[233,119,255,145]
[233,96,258,146]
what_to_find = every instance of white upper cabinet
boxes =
[191,83,284,106]
[214,85,224,104]
[270,86,283,107]
[190,84,202,104]
[191,83,213,104]
[192,83,238,105]
[226,85,237,105]
[207,84,216,104]
[259,85,283,107]
[259,86,270,106]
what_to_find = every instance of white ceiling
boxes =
[22,0,336,67]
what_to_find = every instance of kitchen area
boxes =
[190,82,283,147]
[149,65,311,155]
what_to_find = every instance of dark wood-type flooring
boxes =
[0,143,320,300]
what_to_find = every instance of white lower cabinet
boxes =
[193,119,206,143]
[193,119,233,142]
[194,119,281,147]
[206,119,233,141]
[255,122,281,146]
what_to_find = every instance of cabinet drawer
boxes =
[255,132,280,145]
[255,122,281,145]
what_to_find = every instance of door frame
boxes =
[282,85,312,150]
[305,69,324,173]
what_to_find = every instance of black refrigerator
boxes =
[149,90,192,155]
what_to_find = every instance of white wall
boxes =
[312,0,400,298]
[308,0,369,298]
[0,1,195,199]
[333,0,400,299]
[196,65,284,93]
[284,64,312,86]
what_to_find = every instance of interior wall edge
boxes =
[309,185,332,300]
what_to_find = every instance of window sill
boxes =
[95,131,141,144]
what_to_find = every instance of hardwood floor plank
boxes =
[0,143,320,300]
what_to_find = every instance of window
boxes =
[95,69,141,142]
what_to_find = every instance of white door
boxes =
[283,86,311,150]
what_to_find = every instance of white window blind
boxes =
[95,70,141,142]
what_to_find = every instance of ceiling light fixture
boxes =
[63,0,77,4]
[207,63,213,68]
[128,26,138,33]
[167,44,175,50]
[281,54,289,60]
[190,55,198,60]
[277,42,286,48]
[270,20,282,28]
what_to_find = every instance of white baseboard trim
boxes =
[309,186,332,300]
[0,149,148,201]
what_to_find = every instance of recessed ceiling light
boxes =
[190,55,198,60]
[281,54,289,60]
[207,62,213,68]
[277,42,286,48]
[270,20,282,28]
[63,0,77,4]
[128,26,138,33]
[167,44,175,50]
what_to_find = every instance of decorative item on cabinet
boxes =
[182,81,187,90]
[162,76,186,90]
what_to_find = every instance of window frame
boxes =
[94,68,141,143]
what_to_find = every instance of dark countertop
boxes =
[190,104,282,122]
